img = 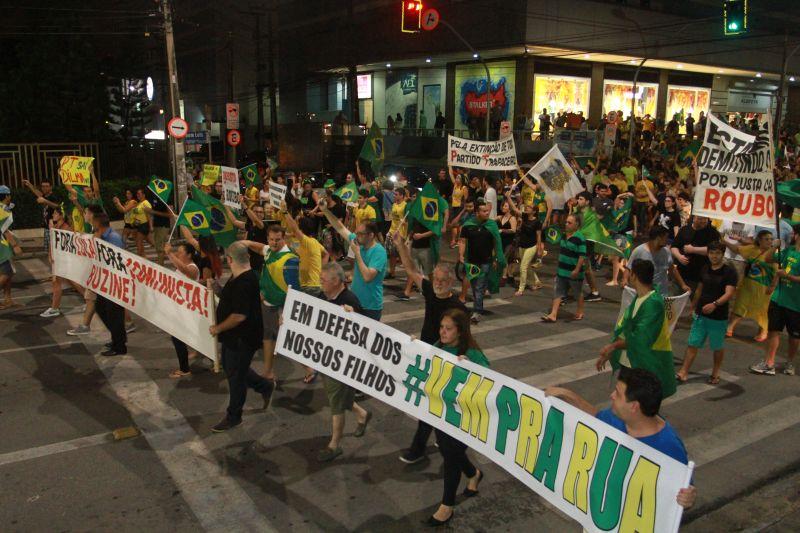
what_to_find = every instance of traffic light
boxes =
[401,1,422,33]
[724,0,747,35]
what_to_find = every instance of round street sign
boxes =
[167,117,188,139]
[226,129,241,147]
[421,8,440,31]
[607,111,618,124]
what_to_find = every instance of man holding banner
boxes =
[92,212,128,357]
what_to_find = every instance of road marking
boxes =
[596,370,742,410]
[473,312,539,334]
[486,328,607,364]
[686,396,800,467]
[520,357,608,389]
[0,341,83,355]
[382,298,510,324]
[0,432,111,467]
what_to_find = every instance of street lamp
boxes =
[613,9,647,157]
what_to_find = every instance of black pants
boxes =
[221,343,272,422]
[435,429,477,506]
[172,336,189,372]
[96,296,126,352]
[409,420,433,456]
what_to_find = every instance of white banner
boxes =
[268,181,287,209]
[51,229,218,359]
[277,289,692,533]
[447,135,518,171]
[221,166,240,209]
[693,113,775,226]
[618,288,691,334]
[527,145,585,210]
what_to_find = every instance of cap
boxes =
[0,185,10,194]
[324,179,336,188]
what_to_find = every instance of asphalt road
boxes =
[2,245,800,532]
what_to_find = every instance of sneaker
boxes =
[784,362,795,376]
[317,447,343,462]
[395,295,411,302]
[399,450,426,464]
[211,417,242,433]
[125,322,137,333]
[470,312,481,324]
[585,292,602,302]
[39,307,61,318]
[750,360,776,375]
[67,324,90,336]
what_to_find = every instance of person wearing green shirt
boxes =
[620,158,638,186]
[542,213,586,323]
[751,225,800,376]
[424,308,487,526]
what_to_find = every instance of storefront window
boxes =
[602,80,658,119]
[666,86,710,134]
[533,74,590,119]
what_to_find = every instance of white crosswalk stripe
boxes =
[486,328,607,364]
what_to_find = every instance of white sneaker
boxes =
[125,322,137,333]
[67,324,90,336]
[470,312,481,324]
[39,307,61,318]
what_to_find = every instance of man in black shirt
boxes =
[392,231,467,463]
[671,216,721,291]
[209,241,274,432]
[459,199,503,322]
[676,241,737,384]
[316,262,372,462]
[146,190,172,266]
[21,179,60,252]
[398,219,434,301]
[434,168,453,202]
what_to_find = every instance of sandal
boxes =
[514,290,524,297]
[725,330,733,338]
[754,335,767,342]
[707,375,720,385]
[572,314,584,321]
[540,315,556,323]
[303,371,318,384]
[169,369,191,379]
[675,373,689,383]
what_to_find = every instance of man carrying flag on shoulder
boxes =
[0,185,23,309]
[459,197,506,324]
[242,225,300,385]
[146,176,174,265]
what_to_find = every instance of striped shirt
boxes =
[557,230,587,280]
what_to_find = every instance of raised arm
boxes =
[164,243,200,279]
[318,197,351,241]
[224,204,246,230]
[179,225,200,252]
[392,230,424,288]
[281,200,305,240]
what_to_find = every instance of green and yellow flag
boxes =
[191,185,237,248]
[545,226,562,245]
[581,208,623,257]
[0,209,12,264]
[240,163,260,187]
[147,176,173,204]
[260,250,301,307]
[359,122,385,173]
[678,139,702,162]
[406,182,449,263]
[175,199,212,236]
[335,182,359,204]
[463,262,482,281]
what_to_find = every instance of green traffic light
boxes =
[728,21,739,31]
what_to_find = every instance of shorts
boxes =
[135,223,150,236]
[0,260,13,276]
[554,275,583,300]
[767,302,800,339]
[262,304,281,341]
[323,375,355,415]
[384,236,398,258]
[687,314,727,351]
[411,246,433,278]
[450,206,463,220]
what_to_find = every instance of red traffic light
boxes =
[401,1,422,32]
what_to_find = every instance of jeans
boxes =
[469,263,491,313]
[435,429,477,506]
[95,296,126,351]
[221,343,273,422]
[172,336,189,372]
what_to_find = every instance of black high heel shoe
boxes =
[463,469,484,497]
[422,511,454,527]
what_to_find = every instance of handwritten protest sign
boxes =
[201,164,221,186]
[59,156,94,187]
[268,181,287,209]
[51,229,217,360]
[693,113,775,226]
[277,289,692,533]
[220,166,240,209]
[447,135,518,171]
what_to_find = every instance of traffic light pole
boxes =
[774,34,800,142]
[162,0,188,212]
[438,19,492,141]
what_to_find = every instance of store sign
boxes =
[357,74,372,99]
[400,72,417,95]
[727,91,771,113]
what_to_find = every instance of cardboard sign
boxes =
[220,166,240,209]
[59,156,94,187]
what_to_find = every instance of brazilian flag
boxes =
[176,199,212,236]
[191,185,237,248]
[147,176,173,204]
[545,226,562,245]
[463,262,482,281]
[67,188,89,233]
[678,140,702,162]
[581,208,623,257]
[0,209,12,263]
[260,250,300,307]
[240,163,260,187]
[359,122,385,173]
[335,182,359,204]
[406,182,449,264]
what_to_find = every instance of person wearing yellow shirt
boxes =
[620,158,638,186]
[633,175,655,237]
[386,188,408,278]
[353,191,376,230]
[115,188,153,257]
[610,172,629,193]
[448,171,469,248]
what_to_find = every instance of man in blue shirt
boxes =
[91,212,127,356]
[319,198,387,320]
[546,368,696,509]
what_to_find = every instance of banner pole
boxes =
[670,460,695,533]
[167,197,188,243]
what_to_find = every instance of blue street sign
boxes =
[184,131,209,144]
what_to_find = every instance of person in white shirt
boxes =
[483,176,498,219]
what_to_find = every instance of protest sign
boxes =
[220,166,240,209]
[447,135,518,171]
[693,113,775,226]
[277,288,692,533]
[553,128,600,157]
[201,164,221,186]
[59,156,94,187]
[603,123,617,158]
[618,288,691,335]
[51,229,217,361]
[268,181,287,209]
[527,145,585,209]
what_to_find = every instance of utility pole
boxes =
[347,0,359,126]
[161,0,188,212]
[255,13,265,151]
[267,1,278,155]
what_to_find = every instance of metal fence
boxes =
[0,142,102,188]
